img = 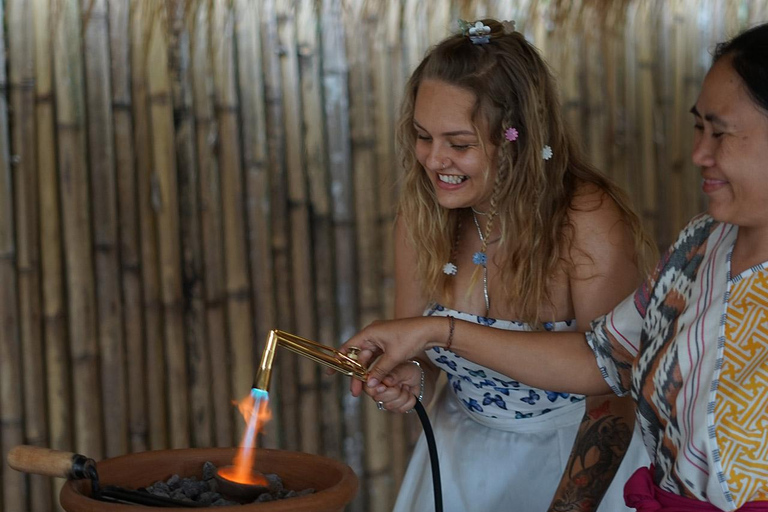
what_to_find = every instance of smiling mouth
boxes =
[438,173,468,185]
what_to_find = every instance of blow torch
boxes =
[252,330,443,512]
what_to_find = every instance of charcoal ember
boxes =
[144,462,315,507]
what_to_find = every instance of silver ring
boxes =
[376,401,386,411]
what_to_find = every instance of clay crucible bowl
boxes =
[59,447,358,512]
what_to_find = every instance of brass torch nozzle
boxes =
[253,330,368,393]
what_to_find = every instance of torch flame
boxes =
[221,388,271,486]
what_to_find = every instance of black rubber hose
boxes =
[413,400,442,512]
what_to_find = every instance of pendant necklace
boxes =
[471,210,490,316]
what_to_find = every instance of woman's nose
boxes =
[691,133,715,168]
[425,145,448,171]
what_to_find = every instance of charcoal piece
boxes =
[166,474,181,489]
[202,461,217,480]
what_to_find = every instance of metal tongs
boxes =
[7,445,204,507]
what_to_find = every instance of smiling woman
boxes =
[344,18,656,512]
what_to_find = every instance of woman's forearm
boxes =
[428,317,611,395]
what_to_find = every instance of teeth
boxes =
[438,174,467,185]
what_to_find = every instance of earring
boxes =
[441,162,446,170]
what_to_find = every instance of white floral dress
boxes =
[392,304,648,512]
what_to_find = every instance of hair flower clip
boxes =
[501,20,516,34]
[443,262,458,276]
[542,145,553,160]
[459,20,491,45]
[504,127,519,142]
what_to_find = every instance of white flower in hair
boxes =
[542,145,553,160]
[501,20,516,34]
[443,262,458,276]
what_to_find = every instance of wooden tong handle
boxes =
[7,445,94,479]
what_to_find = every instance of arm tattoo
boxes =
[550,413,632,511]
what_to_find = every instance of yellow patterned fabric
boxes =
[716,268,768,504]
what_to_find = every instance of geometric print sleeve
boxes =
[586,291,644,397]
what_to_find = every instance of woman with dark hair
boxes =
[344,22,768,512]
[351,18,653,512]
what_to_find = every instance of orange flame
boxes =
[221,389,271,485]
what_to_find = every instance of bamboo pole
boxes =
[276,0,321,457]
[259,0,294,450]
[146,2,190,449]
[0,4,27,508]
[108,0,148,454]
[34,0,70,507]
[234,0,278,448]
[131,0,168,450]
[53,0,103,460]
[297,0,343,460]
[320,1,364,510]
[167,0,213,449]
[210,0,256,443]
[345,2,392,510]
[82,0,129,459]
[192,0,233,448]
[8,0,52,509]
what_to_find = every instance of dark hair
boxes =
[714,22,768,111]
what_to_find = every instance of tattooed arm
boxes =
[547,394,634,511]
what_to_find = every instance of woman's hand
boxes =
[365,361,423,413]
[341,316,444,394]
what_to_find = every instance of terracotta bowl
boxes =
[60,447,358,512]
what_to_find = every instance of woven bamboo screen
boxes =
[1,1,767,511]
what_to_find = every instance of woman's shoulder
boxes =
[566,182,631,247]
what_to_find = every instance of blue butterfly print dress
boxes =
[392,304,647,512]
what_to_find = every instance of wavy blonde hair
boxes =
[397,19,655,327]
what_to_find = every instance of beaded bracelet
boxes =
[405,359,425,414]
[445,315,455,351]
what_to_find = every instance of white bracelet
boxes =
[406,359,425,413]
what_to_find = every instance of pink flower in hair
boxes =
[504,127,519,142]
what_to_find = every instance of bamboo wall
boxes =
[1,1,767,511]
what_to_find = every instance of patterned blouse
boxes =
[587,214,768,510]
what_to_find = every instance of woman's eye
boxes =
[451,144,471,151]
[712,132,723,138]
[693,124,704,131]
[416,134,431,141]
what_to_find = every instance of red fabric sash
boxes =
[624,467,768,512]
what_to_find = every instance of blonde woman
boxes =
[350,19,653,512]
